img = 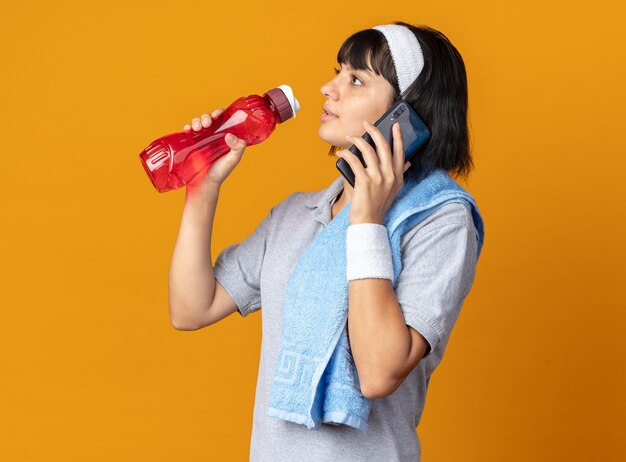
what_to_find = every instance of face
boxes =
[319,55,396,149]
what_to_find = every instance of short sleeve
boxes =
[393,220,479,359]
[213,207,274,318]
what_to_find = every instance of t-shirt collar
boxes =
[304,175,345,210]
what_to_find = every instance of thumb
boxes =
[225,133,246,153]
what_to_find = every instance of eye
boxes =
[333,67,363,86]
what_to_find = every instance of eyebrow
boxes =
[343,63,372,75]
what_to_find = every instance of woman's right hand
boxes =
[183,108,247,193]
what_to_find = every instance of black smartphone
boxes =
[336,99,430,188]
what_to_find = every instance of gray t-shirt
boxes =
[214,174,479,461]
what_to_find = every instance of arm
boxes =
[348,219,479,399]
[347,279,429,399]
[168,112,250,330]
[168,184,237,330]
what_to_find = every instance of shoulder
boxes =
[400,201,476,251]
[272,179,332,214]
[415,201,473,232]
[265,191,312,230]
[271,191,308,215]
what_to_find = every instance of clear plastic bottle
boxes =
[139,84,300,192]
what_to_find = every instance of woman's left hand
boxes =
[337,120,411,225]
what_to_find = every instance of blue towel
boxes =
[267,167,485,432]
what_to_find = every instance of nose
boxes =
[320,79,338,101]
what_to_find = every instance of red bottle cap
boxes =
[265,86,299,123]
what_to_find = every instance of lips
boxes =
[323,104,338,117]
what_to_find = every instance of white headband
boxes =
[372,24,424,95]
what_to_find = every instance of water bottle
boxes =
[139,84,301,192]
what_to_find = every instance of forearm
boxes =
[347,278,412,395]
[168,185,221,328]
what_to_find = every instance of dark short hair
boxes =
[327,21,474,183]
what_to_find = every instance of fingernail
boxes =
[226,133,236,143]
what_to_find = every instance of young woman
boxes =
[169,21,481,462]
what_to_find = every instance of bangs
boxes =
[336,29,400,96]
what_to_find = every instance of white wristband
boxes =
[346,223,394,281]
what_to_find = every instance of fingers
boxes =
[225,132,247,153]
[392,123,406,176]
[183,108,225,131]
[337,148,366,184]
[201,113,211,128]
[362,121,395,178]
[183,116,203,131]
[345,135,381,181]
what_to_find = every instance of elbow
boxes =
[170,314,192,331]
[171,318,207,331]
[360,386,382,400]
[171,318,196,331]
[169,302,202,331]
[169,305,188,331]
[170,312,206,331]
[359,376,398,400]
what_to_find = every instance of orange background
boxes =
[1,0,625,460]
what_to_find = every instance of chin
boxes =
[318,129,346,148]
[322,125,360,150]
